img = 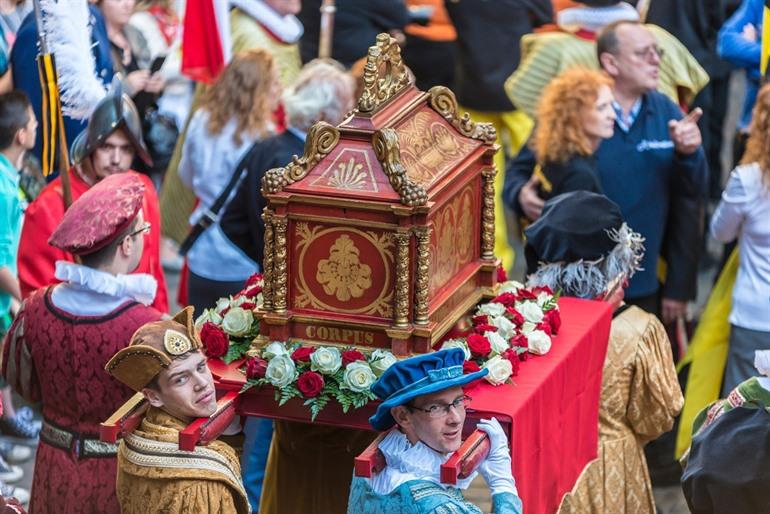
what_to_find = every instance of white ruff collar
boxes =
[54,261,157,306]
[369,430,477,496]
[230,0,303,43]
[557,2,639,33]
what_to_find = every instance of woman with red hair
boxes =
[532,68,616,200]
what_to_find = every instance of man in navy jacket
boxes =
[504,20,707,322]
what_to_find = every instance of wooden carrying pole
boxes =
[318,0,336,58]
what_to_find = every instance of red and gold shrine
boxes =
[258,34,499,356]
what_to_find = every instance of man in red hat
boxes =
[16,89,169,313]
[2,173,164,513]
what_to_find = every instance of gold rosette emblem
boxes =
[316,235,373,301]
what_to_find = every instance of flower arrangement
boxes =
[195,274,263,364]
[197,268,560,420]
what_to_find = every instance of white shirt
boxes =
[368,430,477,496]
[179,109,260,282]
[710,163,770,332]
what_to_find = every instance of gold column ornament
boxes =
[393,231,411,328]
[427,86,497,144]
[272,216,289,313]
[261,209,275,311]
[481,168,496,261]
[413,226,431,326]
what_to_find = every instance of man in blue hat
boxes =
[346,348,523,513]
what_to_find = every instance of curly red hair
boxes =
[741,82,770,185]
[533,68,614,164]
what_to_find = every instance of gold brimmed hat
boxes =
[105,307,202,392]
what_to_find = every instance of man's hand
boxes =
[518,175,544,221]
[742,23,758,42]
[477,418,517,496]
[144,72,166,94]
[661,297,687,325]
[668,108,703,155]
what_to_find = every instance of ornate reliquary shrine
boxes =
[258,34,499,356]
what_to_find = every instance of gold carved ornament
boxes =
[357,33,411,114]
[481,168,496,261]
[262,122,340,194]
[272,216,289,313]
[261,209,274,311]
[316,234,373,302]
[427,86,497,144]
[393,231,411,328]
[372,128,428,207]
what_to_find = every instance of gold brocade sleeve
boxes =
[117,474,247,514]
[627,313,684,443]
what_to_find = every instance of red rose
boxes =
[200,322,229,358]
[467,334,491,358]
[501,349,520,376]
[246,273,263,288]
[536,321,552,336]
[511,333,528,349]
[239,301,256,310]
[516,289,537,301]
[342,349,366,366]
[545,308,562,334]
[291,346,315,362]
[493,292,517,307]
[463,360,481,374]
[497,266,508,283]
[506,307,525,327]
[297,371,325,398]
[246,357,268,379]
[532,285,553,296]
[473,323,498,334]
[519,350,529,361]
[244,285,262,299]
[472,315,489,326]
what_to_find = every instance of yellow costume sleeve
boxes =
[675,249,738,459]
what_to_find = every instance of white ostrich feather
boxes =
[40,0,107,120]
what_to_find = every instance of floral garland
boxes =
[196,269,560,420]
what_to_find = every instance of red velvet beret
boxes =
[49,173,145,256]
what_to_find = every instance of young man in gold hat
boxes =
[105,308,250,514]
[2,173,163,513]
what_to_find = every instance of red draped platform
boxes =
[209,297,612,514]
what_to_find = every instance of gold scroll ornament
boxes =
[372,128,428,207]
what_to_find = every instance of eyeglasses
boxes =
[632,45,665,60]
[407,395,472,418]
[125,222,151,240]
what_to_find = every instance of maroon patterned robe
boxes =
[2,287,162,514]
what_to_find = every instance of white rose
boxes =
[263,341,289,360]
[486,331,509,355]
[498,280,524,294]
[265,355,298,388]
[441,339,471,360]
[536,291,552,307]
[517,302,544,324]
[491,315,516,339]
[476,302,506,318]
[310,347,343,375]
[194,309,223,329]
[521,321,536,335]
[370,349,398,377]
[221,307,253,336]
[343,361,377,392]
[215,297,231,314]
[528,329,552,355]
[483,355,513,386]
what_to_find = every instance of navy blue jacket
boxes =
[504,91,708,300]
[12,7,113,170]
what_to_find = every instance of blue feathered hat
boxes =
[368,348,487,431]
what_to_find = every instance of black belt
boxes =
[40,420,117,459]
